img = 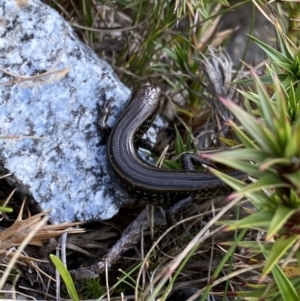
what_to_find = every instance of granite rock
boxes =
[0,0,134,223]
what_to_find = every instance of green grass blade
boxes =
[249,35,293,66]
[266,205,297,241]
[0,206,13,213]
[250,70,278,129]
[275,28,294,62]
[260,235,299,282]
[223,210,274,231]
[174,125,185,157]
[49,254,80,301]
[272,263,299,301]
[228,120,258,149]
[237,174,291,195]
[203,153,274,178]
[203,148,270,162]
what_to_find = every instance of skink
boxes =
[107,83,244,207]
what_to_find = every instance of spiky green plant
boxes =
[201,35,300,299]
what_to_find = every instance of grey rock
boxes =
[0,0,133,223]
